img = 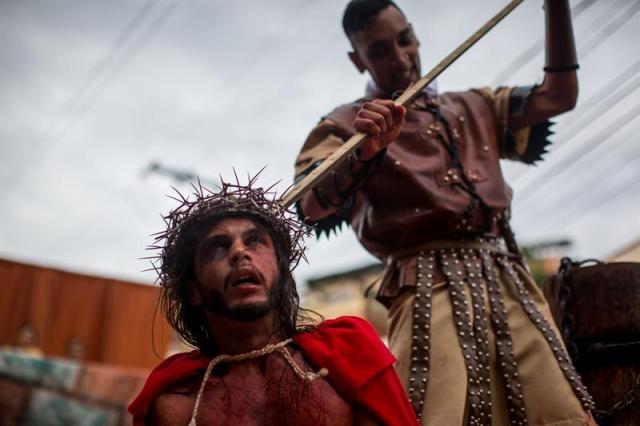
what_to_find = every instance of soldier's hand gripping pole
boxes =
[280,0,524,209]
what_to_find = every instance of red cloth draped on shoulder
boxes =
[129,316,418,425]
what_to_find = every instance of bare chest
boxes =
[150,355,353,426]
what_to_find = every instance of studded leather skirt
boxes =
[384,239,596,426]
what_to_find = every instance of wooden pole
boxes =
[280,0,524,209]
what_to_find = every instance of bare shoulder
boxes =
[147,377,198,426]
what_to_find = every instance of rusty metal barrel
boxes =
[543,258,640,425]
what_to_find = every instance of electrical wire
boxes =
[0,1,159,189]
[579,0,640,58]
[555,60,640,141]
[513,100,640,211]
[509,59,640,188]
[492,0,604,84]
[1,0,182,193]
[567,176,640,226]
[514,122,640,226]
[546,155,640,228]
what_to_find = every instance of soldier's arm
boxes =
[510,0,578,129]
[294,118,357,222]
[295,101,405,226]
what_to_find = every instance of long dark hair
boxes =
[158,212,317,356]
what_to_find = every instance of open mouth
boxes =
[230,270,261,288]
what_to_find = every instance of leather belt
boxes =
[386,237,516,264]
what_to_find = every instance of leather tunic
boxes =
[295,87,550,305]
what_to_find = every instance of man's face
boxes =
[192,217,280,322]
[349,5,421,96]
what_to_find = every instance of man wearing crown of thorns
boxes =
[128,179,419,426]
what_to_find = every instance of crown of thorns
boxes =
[148,175,311,286]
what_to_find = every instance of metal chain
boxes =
[556,257,603,364]
[593,372,640,421]
[556,257,579,362]
[556,258,638,422]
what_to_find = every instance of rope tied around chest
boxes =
[188,338,329,426]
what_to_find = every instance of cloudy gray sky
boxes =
[1,0,638,289]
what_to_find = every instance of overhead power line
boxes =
[513,101,640,210]
[57,1,158,128]
[492,0,597,84]
[1,1,158,188]
[68,0,182,121]
[493,0,640,86]
[568,177,640,227]
[556,59,640,140]
[513,174,640,250]
[540,151,640,228]
[514,122,640,225]
[1,0,182,192]
[509,59,640,188]
[521,168,640,236]
[579,0,640,58]
[490,1,640,242]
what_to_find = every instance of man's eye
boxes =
[212,246,228,259]
[204,244,228,262]
[399,35,412,46]
[245,235,263,247]
[399,26,416,46]
[399,32,415,47]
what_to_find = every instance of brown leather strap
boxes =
[406,251,436,420]
[463,249,492,422]
[441,249,489,424]
[498,257,595,411]
[482,252,528,425]
[404,245,593,424]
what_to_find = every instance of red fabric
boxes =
[293,316,418,425]
[129,351,208,426]
[129,316,418,425]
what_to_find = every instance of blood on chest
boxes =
[151,352,353,426]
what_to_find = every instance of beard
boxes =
[200,277,279,322]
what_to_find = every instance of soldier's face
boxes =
[349,5,421,96]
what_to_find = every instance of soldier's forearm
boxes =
[509,0,579,124]
[300,150,379,217]
[544,0,578,71]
